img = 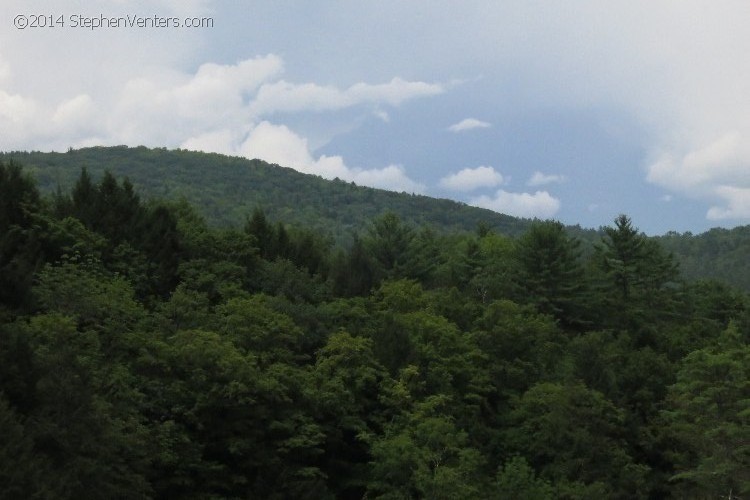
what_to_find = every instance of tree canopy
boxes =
[0,159,748,499]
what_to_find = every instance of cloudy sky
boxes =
[3,1,750,234]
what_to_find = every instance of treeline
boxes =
[2,146,529,238]
[1,160,749,499]
[10,146,750,293]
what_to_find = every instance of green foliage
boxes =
[513,220,589,327]
[661,323,750,497]
[0,159,748,498]
[312,331,387,497]
[0,394,44,499]
[0,160,44,309]
[364,211,415,279]
[494,456,554,499]
[331,234,377,297]
[21,314,152,499]
[595,215,679,321]
[505,381,649,499]
[4,146,529,238]
[33,257,145,344]
[659,225,750,292]
[367,396,487,499]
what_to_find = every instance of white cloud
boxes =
[527,171,566,187]
[250,77,443,116]
[470,189,560,218]
[174,56,284,119]
[0,45,432,194]
[9,1,750,226]
[439,166,503,191]
[646,131,750,219]
[239,121,315,172]
[52,94,98,133]
[374,109,390,122]
[706,186,750,220]
[180,129,237,156]
[0,10,446,195]
[0,89,38,124]
[646,132,748,194]
[238,121,425,193]
[448,118,491,133]
[353,164,425,193]
[347,78,444,106]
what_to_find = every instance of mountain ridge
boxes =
[2,145,749,291]
[1,145,534,238]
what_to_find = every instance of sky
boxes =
[2,1,750,235]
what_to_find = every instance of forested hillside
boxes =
[0,146,530,238]
[2,159,749,498]
[658,226,750,292]
[4,146,749,292]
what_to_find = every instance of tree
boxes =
[142,327,327,498]
[364,212,414,279]
[494,456,554,499]
[21,314,151,499]
[514,220,587,327]
[139,204,182,298]
[0,394,47,499]
[370,281,489,415]
[71,167,96,227]
[594,215,679,329]
[331,234,376,297]
[0,161,44,309]
[312,330,389,497]
[504,382,649,499]
[33,257,145,346]
[0,160,40,234]
[245,207,275,259]
[661,323,750,498]
[367,396,487,499]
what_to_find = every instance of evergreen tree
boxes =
[0,161,44,310]
[594,215,679,329]
[71,167,96,227]
[245,207,275,259]
[364,212,414,279]
[514,220,588,327]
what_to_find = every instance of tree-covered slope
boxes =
[4,146,750,291]
[2,160,749,498]
[657,226,750,292]
[0,146,530,238]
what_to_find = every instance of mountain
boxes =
[3,146,750,291]
[0,146,530,239]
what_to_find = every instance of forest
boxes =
[5,146,749,293]
[1,157,749,499]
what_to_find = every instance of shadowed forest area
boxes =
[1,157,749,499]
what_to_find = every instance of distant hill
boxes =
[3,146,750,291]
[0,146,531,239]
[657,226,750,292]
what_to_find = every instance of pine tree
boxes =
[514,220,587,327]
